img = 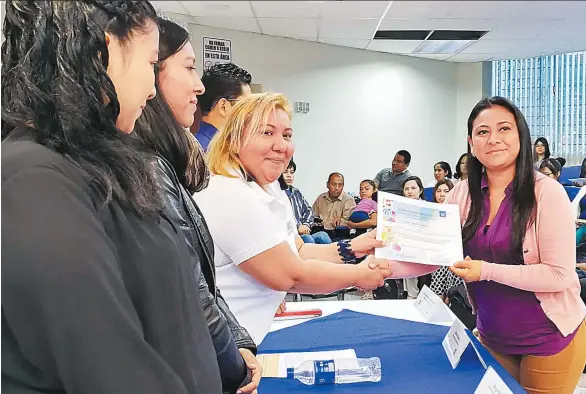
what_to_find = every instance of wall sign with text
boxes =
[203,37,232,70]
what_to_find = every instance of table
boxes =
[258,300,526,393]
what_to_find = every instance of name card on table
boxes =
[414,285,454,323]
[473,366,514,394]
[442,319,487,369]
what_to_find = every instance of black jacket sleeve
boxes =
[1,167,191,394]
[152,157,253,392]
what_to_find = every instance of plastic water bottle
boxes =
[287,357,381,385]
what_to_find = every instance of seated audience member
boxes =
[433,178,454,204]
[195,92,435,344]
[533,137,551,170]
[538,157,566,182]
[449,97,586,393]
[374,150,412,195]
[348,180,378,229]
[403,175,425,201]
[402,176,427,298]
[282,160,331,244]
[312,172,357,236]
[454,153,469,184]
[428,161,453,187]
[196,63,252,151]
[429,179,462,297]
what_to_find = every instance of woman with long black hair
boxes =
[134,17,261,394]
[533,136,551,169]
[448,97,585,393]
[2,1,222,393]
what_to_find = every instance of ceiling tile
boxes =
[319,19,379,39]
[386,1,453,19]
[319,1,390,19]
[519,1,586,19]
[544,17,586,40]
[250,1,322,18]
[180,1,254,17]
[366,40,423,54]
[445,1,527,19]
[481,19,562,40]
[379,18,498,31]
[258,18,319,40]
[409,53,451,61]
[459,40,515,54]
[195,17,260,34]
[159,11,198,26]
[318,38,370,50]
[152,1,188,15]
[446,53,493,62]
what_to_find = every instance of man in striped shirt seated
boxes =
[281,160,332,244]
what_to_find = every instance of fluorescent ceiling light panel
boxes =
[413,40,474,54]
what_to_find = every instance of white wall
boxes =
[455,63,485,155]
[186,22,483,201]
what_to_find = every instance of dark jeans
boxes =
[349,211,370,223]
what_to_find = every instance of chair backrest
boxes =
[423,187,434,202]
[560,165,581,185]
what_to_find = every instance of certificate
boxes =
[375,191,463,266]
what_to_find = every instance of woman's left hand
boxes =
[237,348,262,394]
[449,256,483,282]
[350,230,385,257]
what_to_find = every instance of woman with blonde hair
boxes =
[195,92,436,343]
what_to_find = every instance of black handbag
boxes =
[445,283,476,330]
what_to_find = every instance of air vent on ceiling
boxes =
[374,30,431,40]
[373,30,488,55]
[428,30,487,41]
[374,30,487,41]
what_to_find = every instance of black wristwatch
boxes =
[337,239,357,264]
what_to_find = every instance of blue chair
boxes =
[423,187,434,202]
[560,165,580,185]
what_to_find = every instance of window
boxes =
[492,52,586,165]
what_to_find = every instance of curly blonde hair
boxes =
[206,92,292,178]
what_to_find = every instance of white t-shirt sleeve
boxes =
[195,178,287,265]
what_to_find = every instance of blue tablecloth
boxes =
[258,309,526,393]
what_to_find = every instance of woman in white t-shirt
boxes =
[195,92,437,344]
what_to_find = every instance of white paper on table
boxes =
[414,285,454,323]
[442,319,470,369]
[258,349,357,378]
[473,366,514,394]
[375,191,463,266]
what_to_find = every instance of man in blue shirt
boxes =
[195,63,252,151]
[282,160,331,244]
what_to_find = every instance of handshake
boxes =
[353,255,394,291]
[343,228,394,291]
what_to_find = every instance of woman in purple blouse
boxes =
[448,97,586,394]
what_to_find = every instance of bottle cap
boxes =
[286,367,294,379]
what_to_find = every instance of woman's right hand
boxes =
[354,256,393,290]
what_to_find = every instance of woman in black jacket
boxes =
[134,17,261,394]
[2,1,222,393]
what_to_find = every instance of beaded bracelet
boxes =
[337,239,357,264]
